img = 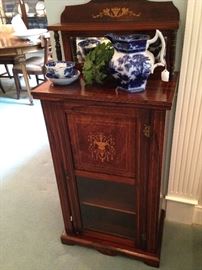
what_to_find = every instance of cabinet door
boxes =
[65,104,148,245]
[66,106,137,178]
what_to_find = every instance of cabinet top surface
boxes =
[32,74,178,110]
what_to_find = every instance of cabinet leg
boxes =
[96,247,117,257]
[61,231,75,245]
[144,260,160,268]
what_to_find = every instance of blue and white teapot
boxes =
[105,30,169,92]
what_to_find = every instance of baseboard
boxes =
[165,195,202,225]
[193,205,202,225]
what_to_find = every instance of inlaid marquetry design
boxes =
[67,112,136,177]
[92,7,141,19]
[88,133,116,163]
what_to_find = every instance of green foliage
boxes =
[82,42,114,85]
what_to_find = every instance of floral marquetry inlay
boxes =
[88,133,116,163]
[92,7,141,19]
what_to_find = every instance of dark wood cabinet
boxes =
[32,74,178,267]
[32,0,179,267]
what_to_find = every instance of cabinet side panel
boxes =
[41,100,74,233]
[146,110,166,252]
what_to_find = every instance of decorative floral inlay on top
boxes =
[88,133,116,162]
[92,7,141,19]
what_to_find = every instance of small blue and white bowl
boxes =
[45,61,75,79]
[46,70,80,86]
[78,38,100,59]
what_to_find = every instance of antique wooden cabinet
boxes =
[32,74,178,267]
[32,0,179,267]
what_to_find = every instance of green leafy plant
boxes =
[82,42,114,85]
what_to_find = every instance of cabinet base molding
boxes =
[61,231,160,267]
[60,210,165,268]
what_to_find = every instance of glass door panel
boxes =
[76,176,136,240]
[81,205,136,239]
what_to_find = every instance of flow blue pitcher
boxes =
[105,30,168,92]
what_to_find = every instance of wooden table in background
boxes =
[0,31,42,104]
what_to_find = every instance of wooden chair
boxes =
[0,78,5,93]
[0,22,15,93]
[12,35,52,99]
[0,63,13,78]
[0,59,15,93]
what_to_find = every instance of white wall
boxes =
[44,0,90,24]
[166,0,202,225]
[148,0,187,70]
[44,0,90,59]
[171,0,188,70]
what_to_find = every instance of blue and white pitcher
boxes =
[105,30,168,92]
